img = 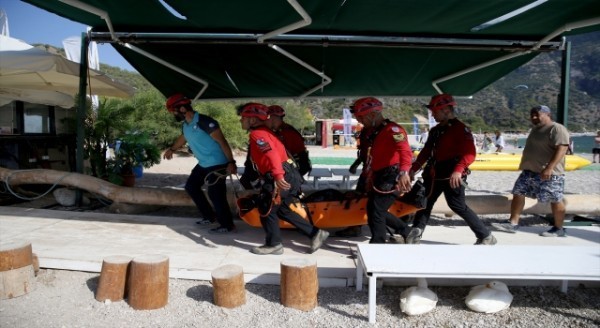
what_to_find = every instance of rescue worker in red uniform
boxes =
[407,94,497,245]
[350,97,413,244]
[238,103,329,255]
[239,105,312,189]
[267,105,312,176]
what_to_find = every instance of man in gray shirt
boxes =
[492,105,570,237]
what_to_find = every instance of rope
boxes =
[203,168,230,186]
[2,169,73,201]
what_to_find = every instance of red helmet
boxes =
[426,94,456,111]
[267,105,285,117]
[350,97,383,116]
[166,93,191,112]
[238,102,269,121]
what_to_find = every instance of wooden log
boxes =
[280,258,318,311]
[128,254,169,310]
[32,253,39,277]
[0,240,33,271]
[96,255,132,302]
[211,264,246,308]
[0,265,35,299]
[0,167,193,206]
[0,241,35,299]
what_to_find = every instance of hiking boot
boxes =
[491,220,519,234]
[334,226,362,237]
[388,234,406,244]
[208,225,237,234]
[540,226,567,237]
[250,244,284,255]
[405,227,422,244]
[475,234,497,245]
[309,230,329,253]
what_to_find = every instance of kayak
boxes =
[237,182,427,229]
[470,153,591,171]
[412,151,591,171]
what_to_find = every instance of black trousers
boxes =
[366,191,409,244]
[411,177,490,239]
[185,164,234,229]
[259,162,319,246]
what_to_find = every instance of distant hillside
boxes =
[458,31,600,132]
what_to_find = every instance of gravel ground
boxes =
[2,269,599,328]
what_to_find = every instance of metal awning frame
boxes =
[61,0,600,100]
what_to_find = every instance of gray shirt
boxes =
[519,122,570,175]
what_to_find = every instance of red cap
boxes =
[350,97,383,117]
[166,93,191,112]
[239,102,269,121]
[267,105,285,117]
[426,94,456,111]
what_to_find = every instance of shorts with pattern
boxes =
[512,170,564,203]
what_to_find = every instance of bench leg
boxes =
[561,280,568,293]
[368,275,377,323]
[356,257,363,291]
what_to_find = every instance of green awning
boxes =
[25,0,600,100]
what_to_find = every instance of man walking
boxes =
[407,94,496,245]
[350,97,413,243]
[163,93,237,234]
[492,105,570,237]
[238,102,328,255]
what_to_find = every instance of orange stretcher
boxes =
[237,182,427,229]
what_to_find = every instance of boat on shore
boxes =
[471,153,591,171]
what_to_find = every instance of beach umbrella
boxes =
[0,35,134,102]
[0,87,74,108]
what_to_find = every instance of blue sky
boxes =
[2,0,136,71]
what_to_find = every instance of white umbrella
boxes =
[0,87,74,108]
[0,35,134,101]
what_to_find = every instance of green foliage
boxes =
[195,101,248,150]
[110,131,161,174]
[80,98,132,178]
[123,89,181,148]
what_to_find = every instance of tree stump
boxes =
[0,240,35,299]
[211,264,246,308]
[280,258,318,311]
[127,254,169,310]
[96,255,132,302]
[32,253,39,277]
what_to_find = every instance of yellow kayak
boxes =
[412,151,591,171]
[471,153,591,171]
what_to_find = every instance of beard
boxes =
[174,112,186,122]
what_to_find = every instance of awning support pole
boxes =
[258,0,312,43]
[268,44,332,97]
[76,32,89,206]
[60,0,209,100]
[122,44,209,101]
[432,16,600,94]
[558,40,571,127]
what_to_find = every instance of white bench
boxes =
[330,168,362,189]
[308,168,332,188]
[356,244,600,323]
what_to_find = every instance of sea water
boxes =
[517,135,596,154]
